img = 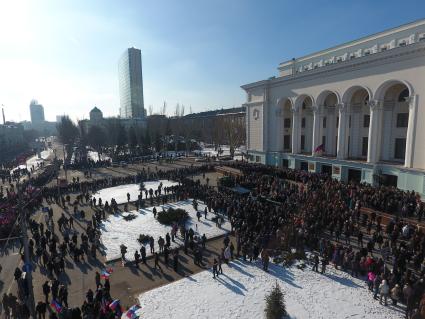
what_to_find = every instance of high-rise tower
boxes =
[29,100,45,123]
[118,47,145,119]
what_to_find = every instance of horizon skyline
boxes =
[1,0,424,123]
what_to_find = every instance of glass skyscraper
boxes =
[118,47,145,119]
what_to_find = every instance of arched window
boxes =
[398,88,409,102]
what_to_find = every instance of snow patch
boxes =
[100,199,230,261]
[87,151,110,162]
[92,180,179,205]
[136,260,403,319]
[11,149,53,173]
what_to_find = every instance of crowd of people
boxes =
[2,153,425,318]
[216,162,425,318]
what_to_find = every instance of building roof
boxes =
[90,107,102,113]
[184,107,245,119]
[278,18,425,67]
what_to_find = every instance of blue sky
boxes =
[0,0,424,122]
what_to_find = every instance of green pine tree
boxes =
[264,281,287,319]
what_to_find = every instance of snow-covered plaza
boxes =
[136,259,404,319]
[100,199,231,261]
[11,148,53,173]
[92,180,179,205]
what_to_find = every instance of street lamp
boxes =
[62,143,68,181]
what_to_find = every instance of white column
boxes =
[405,95,418,168]
[292,108,300,154]
[367,100,383,164]
[337,103,347,159]
[312,106,320,155]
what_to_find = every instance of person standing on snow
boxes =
[312,254,319,272]
[212,258,218,278]
[379,279,389,306]
[140,246,147,264]
[261,250,270,271]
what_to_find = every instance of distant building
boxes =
[89,107,103,122]
[56,115,66,123]
[24,100,56,136]
[80,106,146,133]
[30,100,45,123]
[118,47,145,119]
[0,122,25,162]
[21,120,57,136]
[147,107,246,146]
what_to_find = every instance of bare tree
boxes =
[174,103,180,117]
[221,117,245,158]
[148,105,153,116]
[161,101,167,116]
[180,105,185,117]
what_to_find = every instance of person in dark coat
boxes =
[173,249,179,272]
[140,246,147,264]
[36,301,47,319]
[154,252,162,270]
[212,258,218,278]
[42,281,50,303]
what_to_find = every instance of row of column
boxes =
[289,95,416,168]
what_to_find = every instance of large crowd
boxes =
[1,156,425,318]
[219,162,425,318]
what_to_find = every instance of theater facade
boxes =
[242,19,425,196]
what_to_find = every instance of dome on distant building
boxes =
[90,107,103,121]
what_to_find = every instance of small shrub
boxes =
[123,213,137,221]
[281,249,306,267]
[137,234,151,244]
[157,208,188,225]
[264,281,287,319]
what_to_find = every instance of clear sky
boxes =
[0,0,424,122]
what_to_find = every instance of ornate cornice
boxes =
[242,42,425,90]
[243,101,264,108]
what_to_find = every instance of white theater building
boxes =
[243,19,425,195]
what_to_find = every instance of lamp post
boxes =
[62,143,68,181]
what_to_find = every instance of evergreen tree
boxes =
[264,282,286,319]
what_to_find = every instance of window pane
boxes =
[363,115,370,128]
[362,137,368,157]
[284,135,291,150]
[284,118,291,128]
[301,135,305,150]
[396,113,408,128]
[323,117,327,128]
[394,138,406,159]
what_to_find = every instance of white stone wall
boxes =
[246,103,264,151]
[243,42,425,170]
